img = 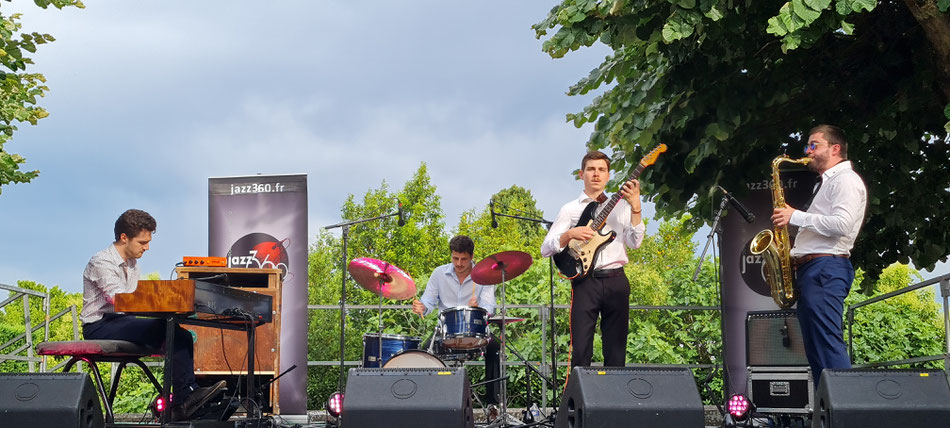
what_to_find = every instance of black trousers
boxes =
[569,269,630,368]
[83,314,198,402]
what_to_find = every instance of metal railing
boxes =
[0,282,80,372]
[306,303,721,408]
[846,273,950,370]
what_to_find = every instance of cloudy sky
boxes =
[0,1,646,294]
[2,2,946,295]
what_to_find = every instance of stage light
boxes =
[326,391,344,418]
[727,393,751,421]
[150,394,173,420]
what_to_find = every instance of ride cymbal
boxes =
[471,251,533,285]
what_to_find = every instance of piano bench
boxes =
[36,340,164,423]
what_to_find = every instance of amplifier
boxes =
[746,310,808,367]
[747,366,813,414]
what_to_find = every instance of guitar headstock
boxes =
[639,143,667,167]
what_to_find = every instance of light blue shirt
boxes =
[418,262,496,316]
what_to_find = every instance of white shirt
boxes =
[418,262,496,316]
[81,244,140,323]
[789,160,867,257]
[541,192,646,270]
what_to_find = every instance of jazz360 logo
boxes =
[227,233,291,279]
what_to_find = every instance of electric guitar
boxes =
[552,144,667,280]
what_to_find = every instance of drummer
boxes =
[412,235,501,405]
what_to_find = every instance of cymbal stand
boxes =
[491,203,558,405]
[323,209,400,393]
[374,266,393,368]
[497,262,510,426]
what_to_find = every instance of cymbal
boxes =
[348,258,416,300]
[471,251,533,285]
[487,316,525,325]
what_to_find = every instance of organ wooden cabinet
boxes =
[175,266,282,412]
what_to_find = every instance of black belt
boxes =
[590,268,624,279]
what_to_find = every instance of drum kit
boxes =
[346,251,536,424]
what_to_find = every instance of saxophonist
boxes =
[771,124,867,384]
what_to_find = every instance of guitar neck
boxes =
[591,163,646,230]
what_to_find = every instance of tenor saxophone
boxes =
[749,155,811,309]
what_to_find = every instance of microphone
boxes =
[490,199,498,229]
[397,202,405,226]
[718,186,756,224]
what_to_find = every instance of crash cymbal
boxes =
[471,251,533,285]
[487,316,526,325]
[348,258,416,300]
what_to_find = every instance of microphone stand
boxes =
[692,196,728,282]
[324,209,401,394]
[690,194,728,417]
[491,207,559,407]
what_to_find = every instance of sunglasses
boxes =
[804,141,838,154]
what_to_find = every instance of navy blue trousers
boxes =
[83,314,198,401]
[795,257,853,384]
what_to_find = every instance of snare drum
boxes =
[362,333,421,368]
[439,306,490,350]
[382,350,446,368]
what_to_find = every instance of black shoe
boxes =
[182,380,227,418]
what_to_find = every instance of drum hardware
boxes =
[472,250,533,427]
[325,207,405,392]
[489,201,560,408]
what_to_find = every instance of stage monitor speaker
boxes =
[554,366,704,428]
[0,372,103,428]
[814,369,950,427]
[341,367,473,428]
[747,310,808,366]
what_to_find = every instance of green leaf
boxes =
[704,6,724,21]
[767,15,789,36]
[705,122,729,141]
[940,0,950,13]
[840,20,854,35]
[836,0,853,14]
[943,104,950,120]
[781,33,802,52]
[804,0,832,9]
[792,0,822,23]
[661,18,694,42]
[678,0,696,9]
[849,0,875,13]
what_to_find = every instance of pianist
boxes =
[80,209,224,421]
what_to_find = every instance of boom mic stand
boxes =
[690,194,729,416]
[324,208,402,394]
[490,202,560,407]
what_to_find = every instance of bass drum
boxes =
[382,350,446,369]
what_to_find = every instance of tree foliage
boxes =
[533,0,950,293]
[0,0,83,195]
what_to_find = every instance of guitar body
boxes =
[553,201,617,280]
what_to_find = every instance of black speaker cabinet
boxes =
[747,310,808,366]
[554,367,704,428]
[341,367,473,428]
[814,369,950,428]
[0,372,103,428]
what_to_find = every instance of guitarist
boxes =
[541,151,645,369]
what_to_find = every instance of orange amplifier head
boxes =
[183,256,227,267]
